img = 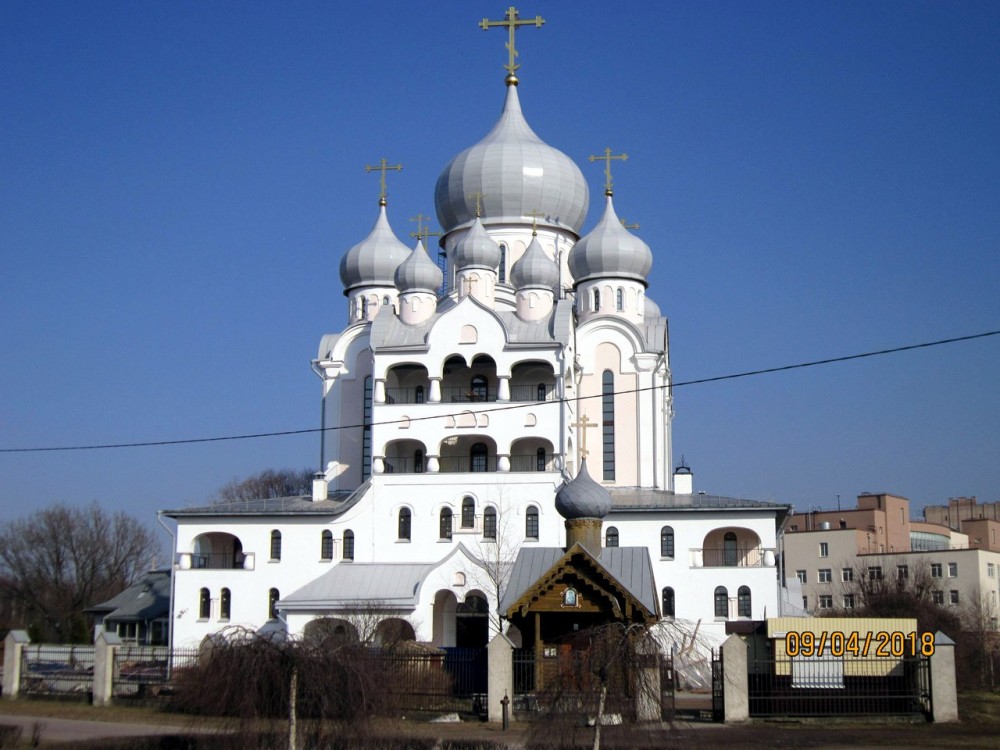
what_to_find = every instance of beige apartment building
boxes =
[783,493,1000,626]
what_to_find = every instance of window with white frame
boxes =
[843,594,855,609]
[950,590,960,605]
[931,563,942,578]
[818,594,833,609]
[818,569,832,583]
[842,568,854,582]
[948,562,958,577]
[819,542,829,558]
[932,590,944,605]
[796,570,807,584]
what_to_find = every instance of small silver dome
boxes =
[568,195,652,286]
[510,234,558,290]
[395,240,443,294]
[644,296,661,318]
[339,205,410,293]
[434,85,589,235]
[555,460,612,520]
[452,216,501,271]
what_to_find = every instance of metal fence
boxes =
[747,656,931,717]
[20,644,95,697]
[377,647,487,715]
[112,645,201,699]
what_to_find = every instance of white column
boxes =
[429,378,442,403]
[374,379,386,404]
[497,375,511,402]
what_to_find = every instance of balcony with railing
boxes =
[437,455,499,473]
[690,546,776,568]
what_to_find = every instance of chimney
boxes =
[673,458,693,494]
[311,472,328,502]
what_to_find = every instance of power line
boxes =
[2,329,997,454]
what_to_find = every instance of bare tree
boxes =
[472,488,521,634]
[216,468,314,502]
[0,502,159,642]
[961,593,1000,690]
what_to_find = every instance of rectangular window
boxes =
[818,569,832,583]
[796,570,807,584]
[818,594,833,609]
[601,371,615,481]
[868,566,883,580]
[897,564,909,580]
[989,563,996,578]
[932,590,944,605]
[948,562,958,578]
[842,568,854,582]
[931,563,942,578]
[802,595,808,610]
[843,594,855,609]
[819,542,829,558]
[950,589,960,605]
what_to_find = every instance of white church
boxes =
[163,9,790,653]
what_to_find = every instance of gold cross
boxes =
[468,192,485,217]
[480,6,545,84]
[588,148,628,197]
[364,158,403,206]
[620,218,640,230]
[525,208,545,235]
[574,413,600,459]
[409,214,443,245]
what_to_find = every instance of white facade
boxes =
[164,39,790,652]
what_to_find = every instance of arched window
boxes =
[415,385,425,404]
[439,508,453,540]
[662,587,675,618]
[414,449,424,473]
[398,508,411,541]
[360,297,369,318]
[470,375,488,402]
[536,447,546,471]
[616,288,624,311]
[660,526,675,558]
[738,586,751,618]
[220,588,231,620]
[525,505,539,540]
[714,586,728,618]
[593,288,601,312]
[198,587,210,619]
[383,295,390,307]
[605,526,619,548]
[268,588,280,619]
[321,530,333,560]
[343,530,355,560]
[362,376,373,480]
[537,383,547,402]
[461,496,476,528]
[270,530,282,561]
[470,442,488,472]
[498,244,507,283]
[483,507,497,540]
[724,532,738,566]
[602,370,616,480]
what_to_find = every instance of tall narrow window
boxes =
[362,376,373,480]
[483,507,497,540]
[470,442,488,472]
[414,449,424,473]
[360,297,369,319]
[525,506,539,540]
[536,447,546,471]
[593,288,601,312]
[602,370,616,480]
[398,508,411,541]
[440,508,453,540]
[605,526,619,548]
[662,587,675,618]
[738,586,751,618]
[498,244,507,283]
[462,496,476,528]
[723,532,738,566]
[714,586,728,618]
[343,530,354,560]
[198,587,210,619]
[382,295,390,307]
[415,385,425,404]
[660,526,675,558]
[537,383,547,402]
[616,288,624,311]
[321,530,333,560]
[470,375,488,402]
[270,530,282,561]
[268,588,279,619]
[220,588,231,620]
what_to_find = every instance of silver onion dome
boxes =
[339,204,411,293]
[434,85,589,235]
[452,216,502,271]
[554,460,612,520]
[394,240,443,294]
[510,234,559,290]
[568,195,652,286]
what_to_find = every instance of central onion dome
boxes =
[434,85,589,235]
[568,194,653,286]
[555,460,612,520]
[339,204,410,293]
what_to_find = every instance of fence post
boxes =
[721,633,749,723]
[929,631,958,723]
[487,633,514,723]
[92,631,121,706]
[2,630,30,700]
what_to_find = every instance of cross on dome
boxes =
[364,158,403,206]
[480,6,545,86]
[588,148,629,197]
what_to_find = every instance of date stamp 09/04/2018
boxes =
[783,630,936,658]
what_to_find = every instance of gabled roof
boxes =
[280,562,435,611]
[86,570,170,623]
[499,543,658,621]
[162,481,370,518]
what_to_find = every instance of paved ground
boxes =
[0,712,208,744]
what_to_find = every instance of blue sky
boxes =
[2,0,998,528]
